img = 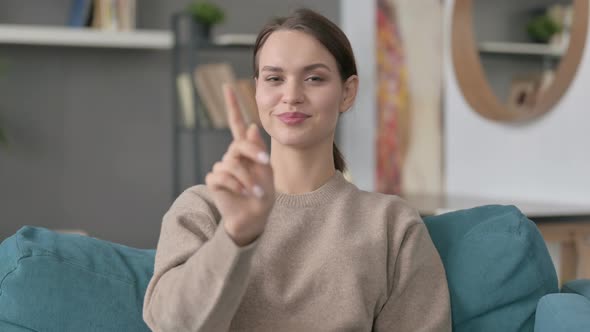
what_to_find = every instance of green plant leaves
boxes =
[187,1,225,26]
[527,15,562,43]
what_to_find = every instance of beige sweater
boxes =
[143,171,451,331]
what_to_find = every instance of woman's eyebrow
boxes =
[261,63,332,73]
[261,66,282,73]
[303,63,331,72]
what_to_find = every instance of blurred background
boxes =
[0,0,340,248]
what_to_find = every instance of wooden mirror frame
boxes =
[452,0,588,122]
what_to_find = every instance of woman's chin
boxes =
[271,132,314,149]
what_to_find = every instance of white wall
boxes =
[443,0,590,206]
[339,0,377,191]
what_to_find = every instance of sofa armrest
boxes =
[562,279,590,299]
[535,293,590,332]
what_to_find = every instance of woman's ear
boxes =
[340,75,359,114]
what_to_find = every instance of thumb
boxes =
[246,123,267,150]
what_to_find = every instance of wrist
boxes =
[223,222,263,247]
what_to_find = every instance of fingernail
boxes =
[257,152,270,164]
[252,185,264,198]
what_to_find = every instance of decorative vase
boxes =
[192,22,212,42]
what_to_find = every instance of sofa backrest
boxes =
[0,226,155,331]
[424,205,559,332]
[0,205,559,331]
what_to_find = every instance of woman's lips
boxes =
[277,112,310,125]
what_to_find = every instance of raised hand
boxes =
[205,84,275,246]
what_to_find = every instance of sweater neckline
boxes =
[274,171,349,208]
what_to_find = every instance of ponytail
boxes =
[333,143,347,172]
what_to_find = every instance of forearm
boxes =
[143,223,258,332]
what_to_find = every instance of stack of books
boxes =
[177,63,260,129]
[68,0,136,31]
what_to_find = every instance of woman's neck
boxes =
[270,141,336,194]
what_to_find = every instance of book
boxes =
[193,63,236,128]
[194,64,228,128]
[91,0,136,31]
[176,73,196,129]
[117,0,136,31]
[91,0,106,29]
[67,0,93,27]
[193,63,261,129]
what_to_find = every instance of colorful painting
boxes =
[375,0,411,195]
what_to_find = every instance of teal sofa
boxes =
[0,205,589,331]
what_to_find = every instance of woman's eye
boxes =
[306,76,324,82]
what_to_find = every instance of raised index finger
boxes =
[223,83,246,140]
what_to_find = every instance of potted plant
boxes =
[527,13,562,44]
[186,1,225,41]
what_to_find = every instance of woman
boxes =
[143,8,451,332]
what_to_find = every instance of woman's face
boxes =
[255,30,357,149]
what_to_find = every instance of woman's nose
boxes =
[282,80,304,105]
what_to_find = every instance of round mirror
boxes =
[452,0,588,122]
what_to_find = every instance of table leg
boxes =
[575,234,590,279]
[537,223,590,285]
[560,240,578,284]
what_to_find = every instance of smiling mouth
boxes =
[277,112,310,118]
[277,112,310,125]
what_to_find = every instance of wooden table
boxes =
[404,194,590,285]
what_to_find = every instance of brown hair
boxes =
[252,8,357,173]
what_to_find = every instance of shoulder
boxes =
[179,184,213,203]
[347,185,423,231]
[166,185,221,223]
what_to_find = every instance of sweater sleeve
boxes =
[143,186,259,332]
[373,218,452,332]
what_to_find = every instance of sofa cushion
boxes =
[424,205,559,332]
[562,279,590,299]
[0,319,37,332]
[0,226,155,332]
[535,293,590,332]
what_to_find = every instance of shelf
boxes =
[177,126,230,133]
[479,41,565,57]
[176,43,254,51]
[0,24,173,49]
[212,34,256,47]
[176,34,256,50]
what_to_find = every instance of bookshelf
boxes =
[479,41,565,57]
[171,13,260,199]
[0,24,172,49]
